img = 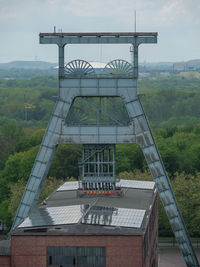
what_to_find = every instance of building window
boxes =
[47,246,106,267]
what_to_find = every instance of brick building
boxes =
[0,180,158,267]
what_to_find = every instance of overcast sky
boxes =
[0,0,199,63]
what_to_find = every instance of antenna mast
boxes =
[130,11,137,66]
[134,10,136,32]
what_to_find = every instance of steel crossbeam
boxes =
[40,32,157,46]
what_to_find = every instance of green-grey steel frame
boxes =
[81,144,116,189]
[11,32,199,267]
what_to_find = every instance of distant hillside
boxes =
[187,59,200,65]
[139,62,174,72]
[140,59,200,72]
[0,59,199,72]
[0,61,57,70]
[173,59,200,72]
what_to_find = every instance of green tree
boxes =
[116,144,145,174]
[172,173,200,236]
[16,128,45,152]
[50,144,82,179]
[0,120,24,141]
[1,145,39,183]
[0,137,16,170]
[0,200,12,230]
[8,177,64,220]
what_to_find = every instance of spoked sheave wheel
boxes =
[64,60,95,77]
[103,59,133,76]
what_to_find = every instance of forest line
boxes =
[0,73,200,236]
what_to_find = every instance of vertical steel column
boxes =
[58,45,65,78]
[113,145,115,177]
[130,44,134,66]
[133,42,138,78]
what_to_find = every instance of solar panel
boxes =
[18,203,145,229]
[57,181,79,191]
[117,179,155,190]
[82,206,145,228]
[18,205,82,228]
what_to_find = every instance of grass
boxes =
[159,237,200,242]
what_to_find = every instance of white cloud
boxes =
[0,0,199,62]
[158,0,200,25]
[0,0,199,30]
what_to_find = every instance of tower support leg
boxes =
[11,98,71,229]
[125,97,199,267]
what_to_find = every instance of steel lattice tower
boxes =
[11,31,199,267]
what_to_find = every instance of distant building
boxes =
[159,72,170,76]
[173,59,200,72]
[139,72,150,78]
[0,180,158,267]
[173,62,186,72]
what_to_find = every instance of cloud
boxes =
[158,0,200,25]
[0,0,199,62]
[60,0,152,17]
[0,0,199,31]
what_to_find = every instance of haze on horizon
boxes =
[0,0,199,64]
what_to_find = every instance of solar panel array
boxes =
[83,207,145,228]
[18,205,145,229]
[117,180,155,190]
[18,205,82,228]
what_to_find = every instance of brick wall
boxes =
[11,235,143,267]
[0,255,11,267]
[143,195,158,267]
